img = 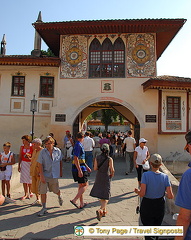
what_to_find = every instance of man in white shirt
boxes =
[92,132,101,162]
[62,130,70,160]
[82,132,95,170]
[123,130,136,175]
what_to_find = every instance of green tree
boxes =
[41,48,55,57]
[119,115,124,125]
[92,111,98,120]
[101,109,116,132]
[86,114,93,121]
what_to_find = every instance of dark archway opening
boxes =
[73,101,140,144]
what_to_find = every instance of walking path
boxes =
[0,156,172,240]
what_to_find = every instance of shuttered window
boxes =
[167,96,181,120]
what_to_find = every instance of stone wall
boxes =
[160,164,180,225]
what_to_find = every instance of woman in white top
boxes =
[134,138,150,187]
[66,134,74,162]
[0,142,15,198]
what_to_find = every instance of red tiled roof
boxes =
[142,75,191,91]
[0,55,60,66]
[33,18,186,57]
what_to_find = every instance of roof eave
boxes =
[142,79,191,92]
[0,56,61,67]
[33,18,186,57]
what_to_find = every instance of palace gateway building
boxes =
[0,13,190,157]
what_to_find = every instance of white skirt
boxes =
[20,161,32,184]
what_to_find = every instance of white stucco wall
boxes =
[50,76,159,153]
[0,65,58,153]
[0,64,189,158]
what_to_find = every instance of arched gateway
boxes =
[71,97,142,142]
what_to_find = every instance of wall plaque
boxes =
[166,121,181,130]
[145,115,156,123]
[55,114,66,122]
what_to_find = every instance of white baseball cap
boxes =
[139,138,148,144]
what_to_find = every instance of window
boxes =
[12,76,25,96]
[40,76,54,97]
[89,38,101,78]
[102,38,113,77]
[89,37,125,78]
[113,38,125,77]
[167,96,181,120]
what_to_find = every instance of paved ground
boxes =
[0,156,170,240]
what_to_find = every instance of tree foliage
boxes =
[119,115,124,125]
[86,109,125,132]
[101,109,116,132]
[41,48,55,57]
[92,111,98,120]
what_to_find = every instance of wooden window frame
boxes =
[89,37,125,78]
[158,90,189,134]
[40,76,54,98]
[11,76,25,96]
[166,96,181,120]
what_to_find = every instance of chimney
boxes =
[31,11,42,57]
[1,34,6,55]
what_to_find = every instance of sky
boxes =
[0,0,191,77]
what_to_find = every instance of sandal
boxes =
[96,209,103,221]
[31,199,41,206]
[29,193,34,198]
[102,210,107,217]
[80,202,88,209]
[70,200,79,209]
[20,196,29,200]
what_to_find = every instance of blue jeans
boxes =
[85,151,93,169]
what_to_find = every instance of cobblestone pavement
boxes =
[0,156,147,240]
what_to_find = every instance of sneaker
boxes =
[37,208,48,217]
[58,195,63,206]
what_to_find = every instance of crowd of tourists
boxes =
[0,129,191,239]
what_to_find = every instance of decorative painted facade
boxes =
[127,33,156,77]
[61,35,88,78]
[60,33,156,79]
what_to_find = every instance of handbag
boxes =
[0,166,6,171]
[142,160,150,170]
[0,152,12,171]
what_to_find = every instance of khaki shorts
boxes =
[39,177,60,194]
